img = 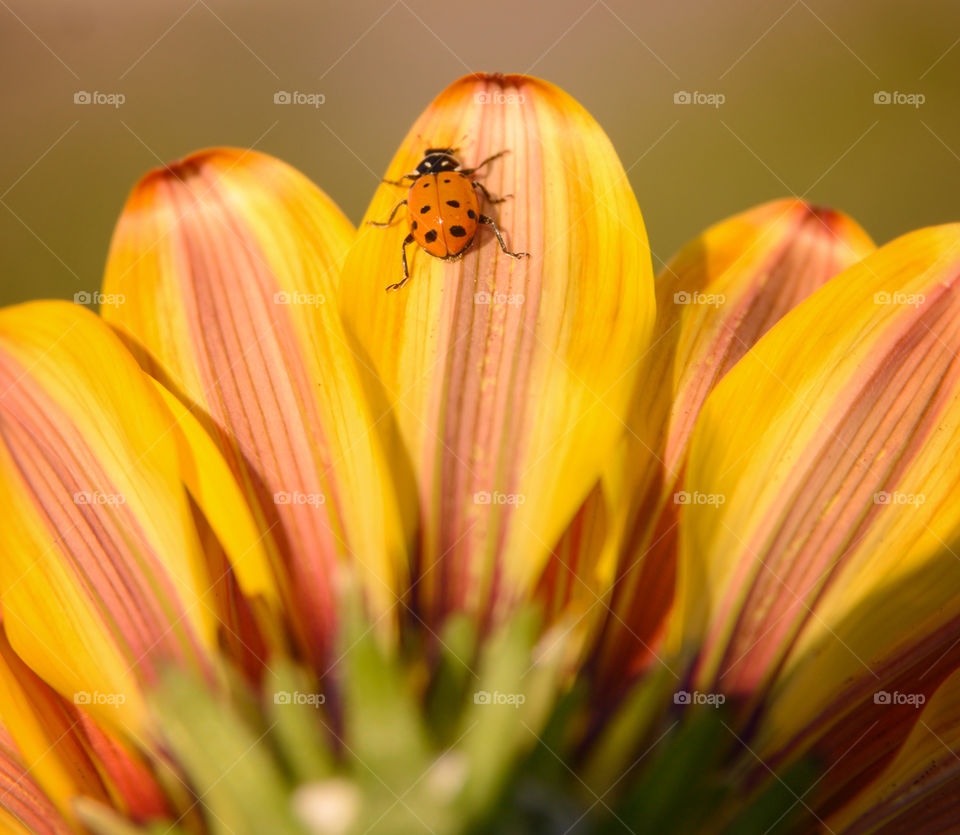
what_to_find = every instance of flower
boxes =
[1,72,959,833]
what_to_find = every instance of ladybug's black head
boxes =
[415,149,460,175]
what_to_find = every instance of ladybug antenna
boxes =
[420,135,468,157]
[448,133,470,156]
[415,132,435,154]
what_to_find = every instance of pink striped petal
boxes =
[102,148,406,667]
[828,666,960,832]
[340,73,655,631]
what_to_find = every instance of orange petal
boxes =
[670,224,960,803]
[590,199,873,687]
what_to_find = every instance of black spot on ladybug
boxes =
[446,200,460,208]
[412,221,418,230]
[449,226,467,237]
[424,229,438,243]
[423,182,430,188]
[444,179,451,183]
[467,209,476,219]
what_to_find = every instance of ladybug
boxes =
[369,147,529,291]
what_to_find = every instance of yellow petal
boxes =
[150,379,277,607]
[757,554,960,810]
[828,667,960,832]
[0,722,71,834]
[591,199,874,686]
[0,620,108,825]
[672,225,960,786]
[339,73,655,627]
[0,301,224,730]
[0,620,169,827]
[102,148,405,665]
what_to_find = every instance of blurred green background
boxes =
[2,0,959,306]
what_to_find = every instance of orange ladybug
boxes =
[369,147,529,291]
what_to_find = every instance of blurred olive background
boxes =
[2,0,959,305]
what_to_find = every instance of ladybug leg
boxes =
[386,234,416,292]
[382,174,419,187]
[460,149,509,176]
[472,181,511,205]
[367,200,407,228]
[478,215,529,259]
